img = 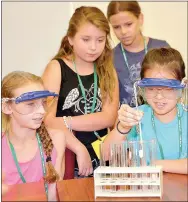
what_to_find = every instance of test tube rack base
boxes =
[94,166,163,199]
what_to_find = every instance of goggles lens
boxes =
[140,87,182,99]
[13,98,47,115]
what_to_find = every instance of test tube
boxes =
[109,143,118,192]
[138,141,149,192]
[149,139,159,192]
[99,142,106,192]
[128,141,139,191]
[120,141,128,191]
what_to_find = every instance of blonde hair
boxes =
[2,71,59,183]
[53,6,115,101]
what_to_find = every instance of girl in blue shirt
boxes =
[107,1,169,107]
[104,47,187,174]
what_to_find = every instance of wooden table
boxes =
[57,173,188,201]
[2,180,47,201]
[2,173,187,201]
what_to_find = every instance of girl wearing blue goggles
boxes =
[103,47,187,175]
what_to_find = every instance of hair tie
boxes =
[46,156,52,162]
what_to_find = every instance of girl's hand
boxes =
[76,145,93,176]
[118,104,143,130]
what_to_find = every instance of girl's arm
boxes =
[42,60,119,132]
[42,60,92,176]
[47,128,66,179]
[155,159,188,174]
[68,69,119,131]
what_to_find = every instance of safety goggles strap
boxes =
[2,98,16,103]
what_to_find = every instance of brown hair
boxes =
[141,47,186,81]
[53,6,115,101]
[2,71,59,183]
[107,1,141,20]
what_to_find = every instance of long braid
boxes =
[37,122,59,183]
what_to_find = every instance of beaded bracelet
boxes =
[116,121,131,135]
[67,116,72,132]
[63,116,72,132]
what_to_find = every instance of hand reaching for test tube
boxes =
[117,104,144,133]
[102,104,144,161]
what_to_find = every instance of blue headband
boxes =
[137,78,185,89]
[2,90,58,104]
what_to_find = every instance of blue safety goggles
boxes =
[137,78,185,89]
[2,90,58,104]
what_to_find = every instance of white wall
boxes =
[2,2,187,78]
[73,2,187,74]
[2,2,72,77]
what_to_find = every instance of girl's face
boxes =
[9,83,46,130]
[68,22,106,63]
[144,68,179,116]
[109,11,143,47]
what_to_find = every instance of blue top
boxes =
[113,37,170,106]
[127,104,187,160]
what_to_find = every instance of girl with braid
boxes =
[2,71,65,199]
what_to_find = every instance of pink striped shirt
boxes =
[2,133,57,185]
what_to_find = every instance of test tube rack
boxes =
[94,166,163,199]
